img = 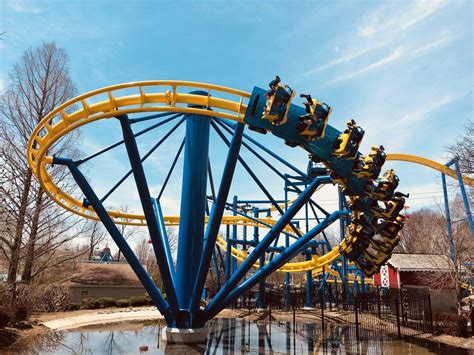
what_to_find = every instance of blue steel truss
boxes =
[51,88,364,330]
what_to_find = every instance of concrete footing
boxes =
[161,326,209,344]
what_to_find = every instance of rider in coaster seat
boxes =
[371,169,399,201]
[380,215,405,241]
[298,93,331,141]
[372,192,409,220]
[333,119,365,159]
[354,257,379,277]
[262,75,295,125]
[353,145,386,180]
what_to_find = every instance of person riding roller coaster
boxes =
[262,75,295,125]
[297,93,331,141]
[369,169,400,201]
[333,119,365,159]
[353,145,386,179]
[372,191,409,220]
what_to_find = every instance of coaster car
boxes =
[352,145,386,180]
[297,94,331,141]
[262,75,295,125]
[370,169,399,201]
[379,215,406,240]
[333,119,365,159]
[307,160,329,177]
[372,191,409,220]
[368,233,400,254]
[354,257,379,277]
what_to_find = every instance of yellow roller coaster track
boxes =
[387,154,474,188]
[26,81,473,276]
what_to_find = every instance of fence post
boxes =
[354,295,360,340]
[395,297,402,339]
[427,293,434,334]
[321,288,325,330]
[292,287,296,331]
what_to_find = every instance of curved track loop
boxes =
[27,80,473,277]
[27,81,249,225]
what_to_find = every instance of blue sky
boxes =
[1,0,472,223]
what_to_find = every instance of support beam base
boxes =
[162,326,209,343]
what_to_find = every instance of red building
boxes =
[373,253,458,312]
[373,253,454,289]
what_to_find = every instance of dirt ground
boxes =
[2,307,473,351]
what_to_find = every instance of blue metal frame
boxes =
[52,156,174,324]
[190,122,245,311]
[175,108,211,321]
[117,115,181,315]
[205,175,331,317]
[49,82,399,331]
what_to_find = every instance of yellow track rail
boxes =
[27,81,473,276]
[27,81,250,226]
[26,80,343,274]
[387,154,474,187]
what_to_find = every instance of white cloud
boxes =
[302,0,448,78]
[393,92,467,128]
[304,47,372,75]
[0,78,5,93]
[399,0,446,31]
[328,47,404,84]
[7,0,42,14]
[358,0,445,38]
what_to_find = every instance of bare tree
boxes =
[82,220,107,261]
[447,119,473,176]
[397,200,473,312]
[0,42,78,293]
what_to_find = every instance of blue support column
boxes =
[232,196,238,281]
[304,250,315,309]
[205,175,331,318]
[52,157,173,324]
[151,198,175,276]
[190,124,244,312]
[338,189,348,298]
[209,211,349,317]
[255,209,267,310]
[175,93,211,318]
[284,180,290,311]
[441,173,455,261]
[225,225,232,281]
[453,160,474,236]
[117,115,180,316]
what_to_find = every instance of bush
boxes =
[129,295,152,307]
[65,303,80,311]
[117,299,130,308]
[0,307,14,328]
[433,312,469,338]
[15,284,71,313]
[98,297,118,308]
[13,305,29,322]
[80,298,101,310]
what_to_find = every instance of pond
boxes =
[10,318,471,354]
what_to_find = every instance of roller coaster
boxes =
[27,77,473,336]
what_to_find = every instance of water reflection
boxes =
[9,318,470,354]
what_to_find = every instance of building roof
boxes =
[67,262,143,286]
[387,253,453,272]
